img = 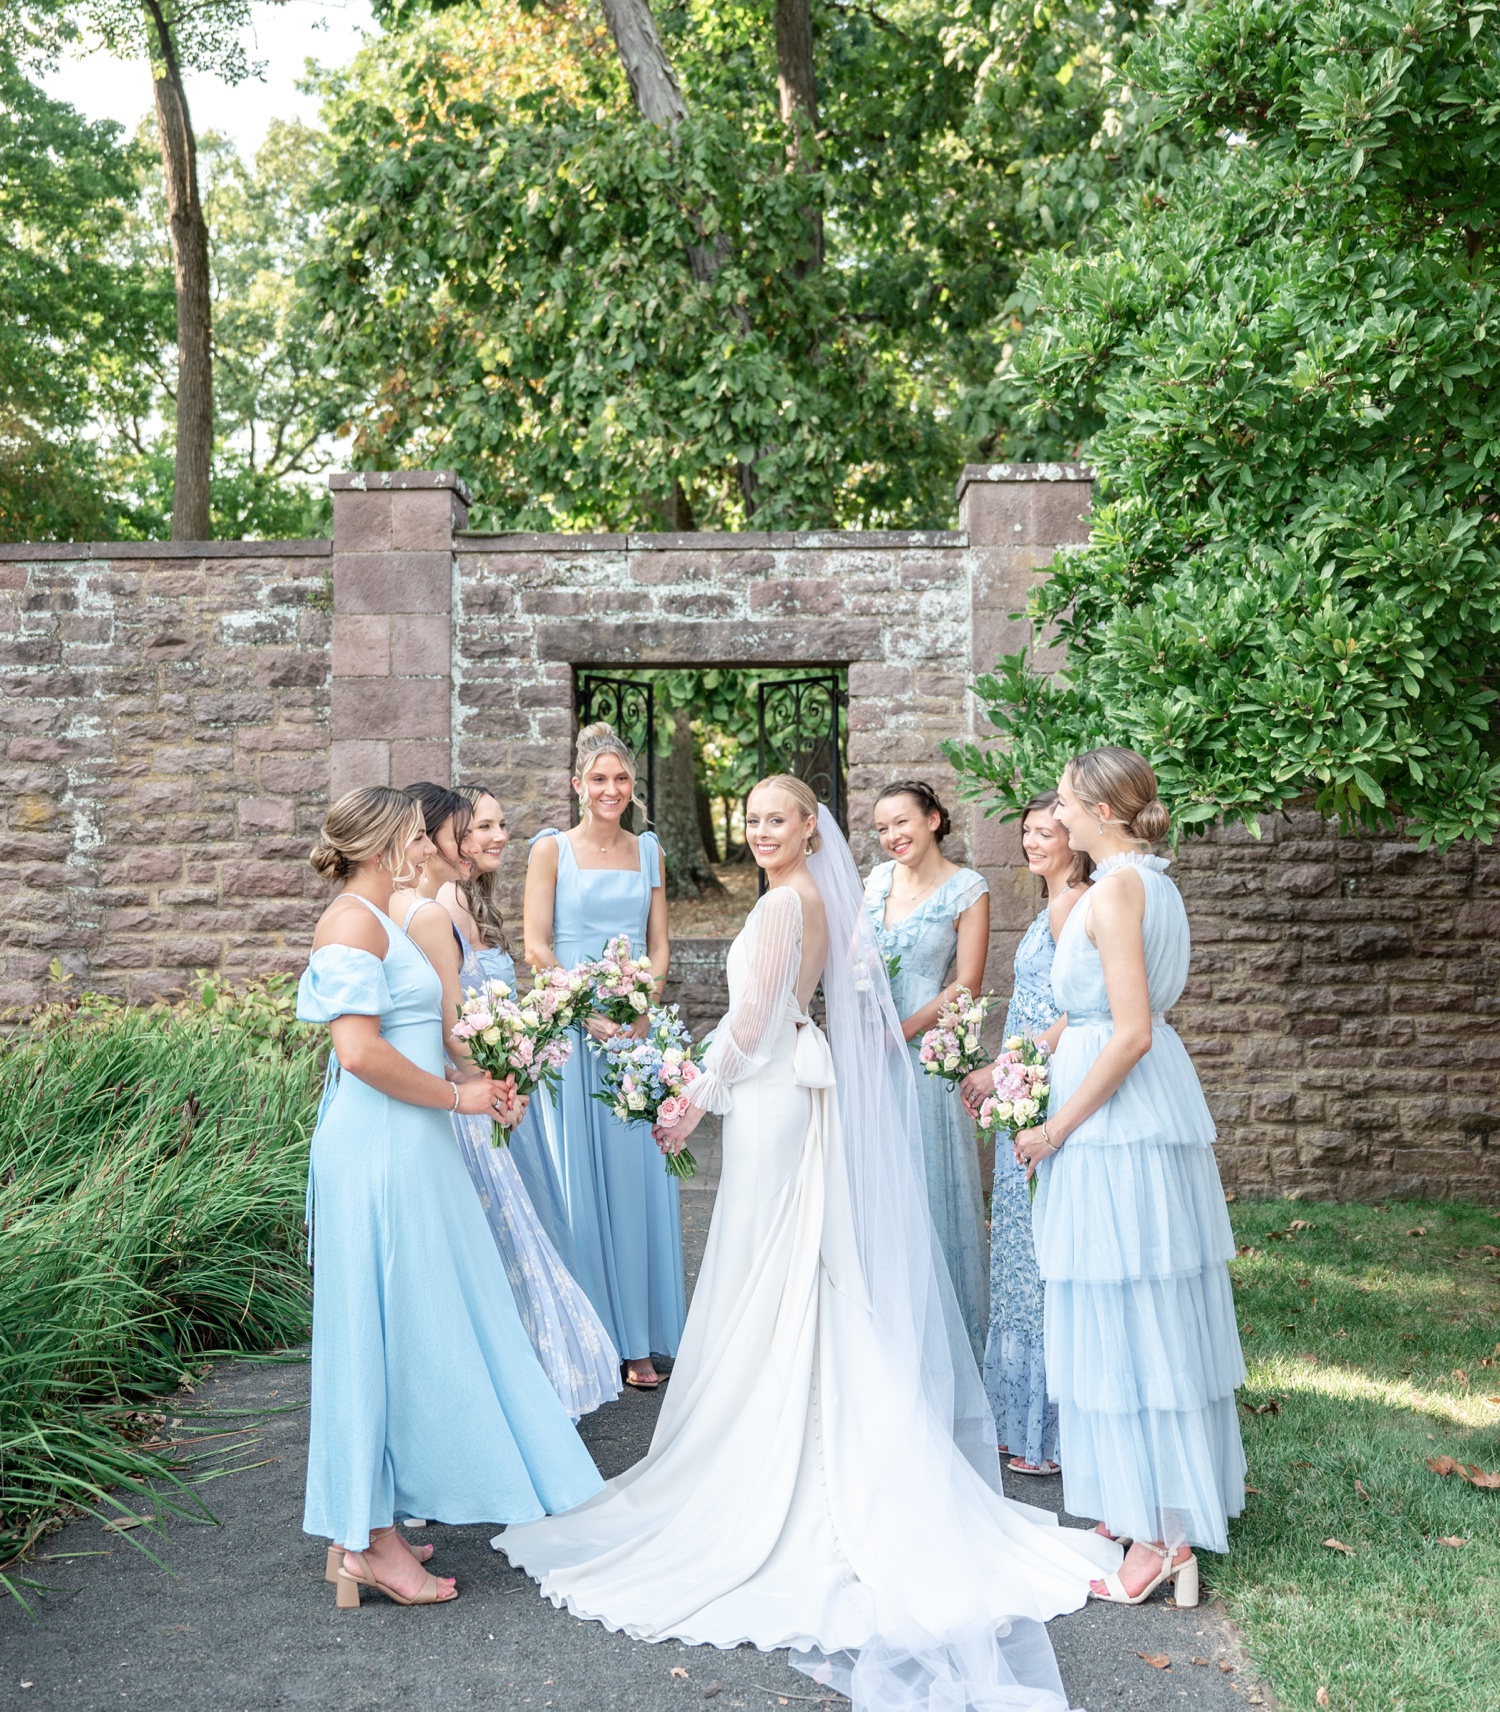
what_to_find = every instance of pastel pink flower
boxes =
[657,1096,686,1129]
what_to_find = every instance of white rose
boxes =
[630,992,648,1012]
[627,1091,646,1111]
[963,1032,979,1052]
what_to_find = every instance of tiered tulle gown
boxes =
[532,829,686,1365]
[448,921,622,1420]
[296,896,603,1550]
[1033,854,1246,1551]
[865,862,990,1360]
[983,906,1061,1470]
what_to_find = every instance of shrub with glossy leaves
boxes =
[948,0,1500,848]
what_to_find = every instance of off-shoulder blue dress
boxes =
[296,895,602,1550]
[531,830,686,1365]
[1033,854,1246,1551]
[983,905,1061,1470]
[865,861,990,1362]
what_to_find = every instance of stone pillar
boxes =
[329,471,468,798]
[959,462,1093,993]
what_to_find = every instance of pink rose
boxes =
[657,1095,685,1129]
[679,1061,700,1083]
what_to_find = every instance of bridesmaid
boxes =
[441,784,577,1267]
[422,781,623,1420]
[864,779,990,1361]
[961,792,1091,1477]
[297,787,602,1608]
[1014,748,1246,1606]
[524,722,686,1390]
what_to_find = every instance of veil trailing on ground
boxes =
[795,805,1076,1712]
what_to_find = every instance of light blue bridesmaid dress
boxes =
[531,829,687,1365]
[1033,853,1246,1552]
[983,906,1061,1470]
[296,896,602,1550]
[865,860,990,1362]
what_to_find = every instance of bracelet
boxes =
[451,1083,461,1111]
[1040,1121,1057,1152]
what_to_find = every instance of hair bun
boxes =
[309,841,349,882]
[1131,798,1171,844]
[875,779,952,843]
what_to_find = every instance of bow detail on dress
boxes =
[791,1015,836,1090]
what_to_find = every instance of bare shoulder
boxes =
[1085,865,1146,943]
[529,832,561,874]
[312,894,389,957]
[1049,882,1089,938]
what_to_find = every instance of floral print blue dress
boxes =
[983,905,1061,1470]
[866,861,990,1361]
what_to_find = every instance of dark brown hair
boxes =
[874,779,952,843]
[405,781,472,853]
[1021,790,1094,888]
[455,783,511,953]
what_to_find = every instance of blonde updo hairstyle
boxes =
[753,773,822,853]
[573,721,650,826]
[1063,746,1171,847]
[309,786,424,884]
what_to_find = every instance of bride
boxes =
[499,776,1119,1711]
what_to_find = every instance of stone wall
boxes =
[0,540,331,1007]
[2,468,1495,1203]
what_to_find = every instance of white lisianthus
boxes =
[481,1026,502,1045]
[630,992,648,1012]
[964,1008,984,1027]
[1003,1035,1024,1052]
[963,1032,979,1052]
[627,1091,647,1111]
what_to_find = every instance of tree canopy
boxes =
[305,0,1174,531]
[948,0,1500,849]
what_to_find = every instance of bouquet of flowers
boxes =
[917,987,992,1082]
[974,1035,1052,1195]
[451,969,586,1143]
[594,1005,705,1180]
[586,933,657,1027]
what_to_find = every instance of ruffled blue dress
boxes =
[865,861,990,1362]
[531,830,686,1365]
[1033,854,1246,1552]
[983,905,1061,1470]
[296,896,603,1550]
[447,922,622,1420]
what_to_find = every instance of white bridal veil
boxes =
[796,806,1076,1712]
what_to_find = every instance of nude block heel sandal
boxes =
[1091,1544,1199,1608]
[334,1550,457,1609]
[326,1540,433,1582]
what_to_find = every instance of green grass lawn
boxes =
[1214,1200,1500,1712]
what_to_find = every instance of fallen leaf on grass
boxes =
[1479,1245,1499,1259]
[1436,1536,1468,1548]
[1297,1352,1319,1364]
[1316,1690,1329,1707]
[1136,1653,1170,1670]
[1426,1456,1500,1488]
[1323,1538,1354,1555]
[1355,1479,1371,1501]
[1406,1227,1426,1237]
[1242,1397,1281,1415]
[1289,1219,1316,1231]
[1245,1486,1263,1495]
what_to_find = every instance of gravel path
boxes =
[1,1129,1259,1712]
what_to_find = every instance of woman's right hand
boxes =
[453,1073,500,1116]
[960,1062,996,1117]
[585,1015,620,1045]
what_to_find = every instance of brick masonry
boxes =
[2,469,1495,1202]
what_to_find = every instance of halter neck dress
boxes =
[531,829,686,1365]
[983,904,1062,1471]
[865,861,990,1362]
[295,895,602,1550]
[1033,853,1246,1551]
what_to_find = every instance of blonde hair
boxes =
[1063,747,1171,846]
[574,721,650,825]
[752,774,822,852]
[309,787,423,884]
[455,783,511,953]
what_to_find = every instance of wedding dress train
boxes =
[501,815,1118,1712]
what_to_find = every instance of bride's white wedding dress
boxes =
[500,814,1118,1712]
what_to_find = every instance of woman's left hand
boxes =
[629,1012,650,1041]
[1013,1125,1055,1179]
[653,1100,705,1149]
[585,1015,620,1045]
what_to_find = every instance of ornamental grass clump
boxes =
[949,0,1500,850]
[0,980,323,1593]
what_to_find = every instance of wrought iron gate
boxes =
[755,671,846,830]
[574,673,655,827]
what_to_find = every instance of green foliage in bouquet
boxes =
[0,977,323,1593]
[948,0,1500,850]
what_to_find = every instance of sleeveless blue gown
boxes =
[1033,853,1246,1551]
[983,906,1061,1470]
[865,861,990,1362]
[296,896,602,1550]
[531,830,687,1365]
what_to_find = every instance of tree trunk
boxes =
[144,0,213,541]
[596,0,757,502]
[774,0,823,270]
[654,705,724,899]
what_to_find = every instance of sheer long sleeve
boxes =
[688,888,804,1114]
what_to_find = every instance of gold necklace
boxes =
[894,867,941,908]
